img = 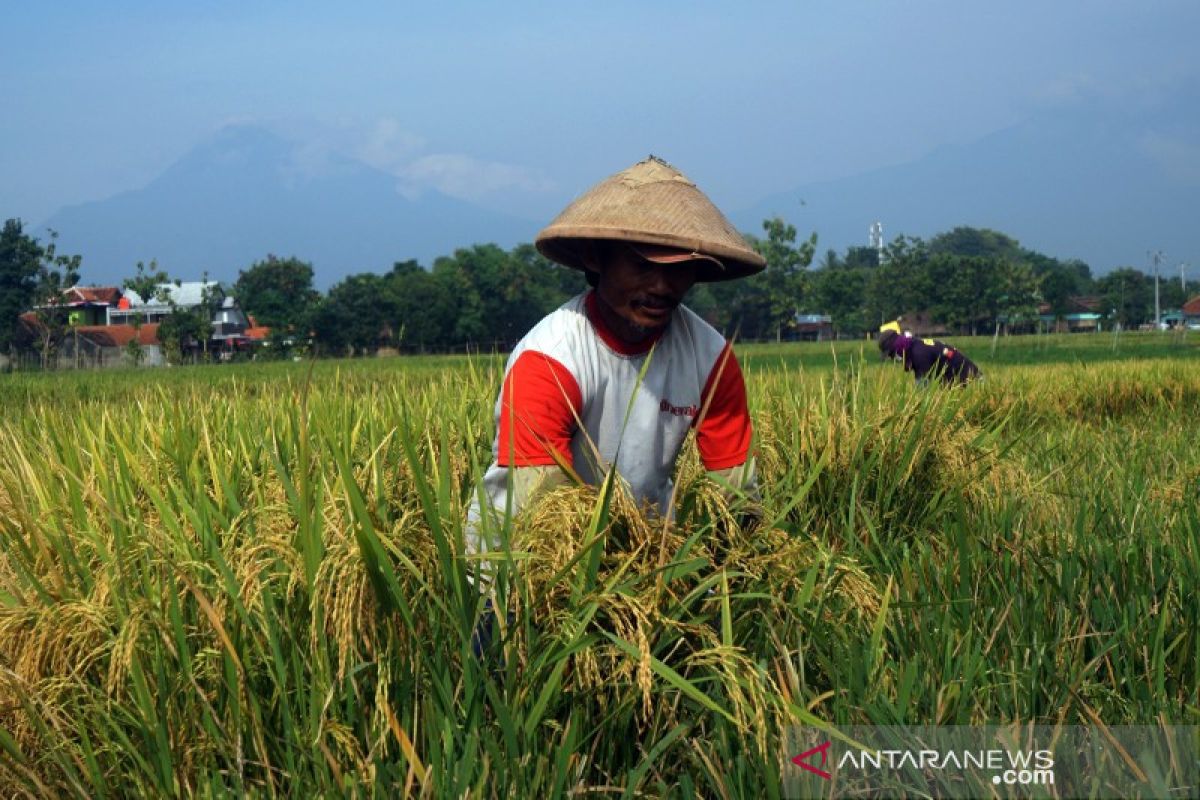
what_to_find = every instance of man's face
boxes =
[592,246,699,338]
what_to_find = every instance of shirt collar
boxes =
[584,290,666,356]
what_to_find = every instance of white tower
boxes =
[869,221,884,263]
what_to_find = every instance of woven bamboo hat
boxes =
[535,156,766,282]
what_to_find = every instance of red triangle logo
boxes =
[791,740,833,780]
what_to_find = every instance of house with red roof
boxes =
[13,281,272,368]
[1183,296,1200,329]
[66,324,166,367]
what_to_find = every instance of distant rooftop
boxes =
[123,281,221,308]
[64,285,123,305]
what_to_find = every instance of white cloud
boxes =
[397,153,556,200]
[214,115,557,201]
[355,118,426,173]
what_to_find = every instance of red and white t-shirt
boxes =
[478,290,752,516]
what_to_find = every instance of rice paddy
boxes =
[0,331,1197,797]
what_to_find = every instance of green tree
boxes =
[123,259,174,308]
[0,219,45,363]
[152,276,223,365]
[1036,262,1081,323]
[811,264,870,336]
[233,255,319,332]
[195,277,221,360]
[428,244,573,349]
[124,336,146,367]
[1096,268,1153,328]
[757,217,816,340]
[1159,277,1199,313]
[817,249,843,271]
[28,230,82,369]
[122,260,174,366]
[925,228,1039,332]
[995,259,1040,331]
[718,217,816,340]
[843,246,881,269]
[157,305,204,364]
[944,255,1007,334]
[386,260,457,351]
[683,282,724,330]
[311,273,394,355]
[1027,255,1092,327]
[929,226,1023,261]
[809,243,882,336]
[864,235,929,325]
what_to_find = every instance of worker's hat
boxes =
[535,156,766,282]
[877,318,909,356]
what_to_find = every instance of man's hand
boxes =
[510,465,571,509]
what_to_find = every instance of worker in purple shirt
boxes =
[877,320,981,385]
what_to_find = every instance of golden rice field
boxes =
[0,332,1197,797]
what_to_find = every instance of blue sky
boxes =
[4,1,1198,246]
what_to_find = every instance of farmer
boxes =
[467,156,764,579]
[877,319,982,385]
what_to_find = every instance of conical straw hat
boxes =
[535,156,766,282]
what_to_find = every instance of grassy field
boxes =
[0,332,1197,797]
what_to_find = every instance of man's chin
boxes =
[633,305,676,328]
[630,319,670,336]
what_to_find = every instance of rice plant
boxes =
[0,338,1197,796]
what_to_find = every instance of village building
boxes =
[12,282,268,369]
[1038,295,1104,332]
[1183,295,1200,329]
[107,281,220,326]
[60,324,166,368]
[791,313,834,341]
[62,286,124,327]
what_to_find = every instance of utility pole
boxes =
[1148,250,1164,329]
[1182,262,1189,294]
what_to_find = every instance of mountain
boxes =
[40,87,1200,289]
[39,126,539,287]
[736,88,1200,275]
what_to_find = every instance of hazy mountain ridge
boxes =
[40,126,538,288]
[735,87,1199,274]
[38,85,1199,287]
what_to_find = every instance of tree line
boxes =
[234,222,1199,354]
[806,227,1196,335]
[3,215,1197,367]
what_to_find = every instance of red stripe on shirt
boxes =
[693,343,752,470]
[497,350,583,467]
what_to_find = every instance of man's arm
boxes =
[694,344,761,526]
[509,464,572,509]
[466,351,582,582]
[496,350,582,472]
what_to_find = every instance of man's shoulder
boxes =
[671,303,730,351]
[510,293,591,359]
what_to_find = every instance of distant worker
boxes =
[877,320,981,385]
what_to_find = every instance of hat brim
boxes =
[536,230,764,283]
[628,242,724,269]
